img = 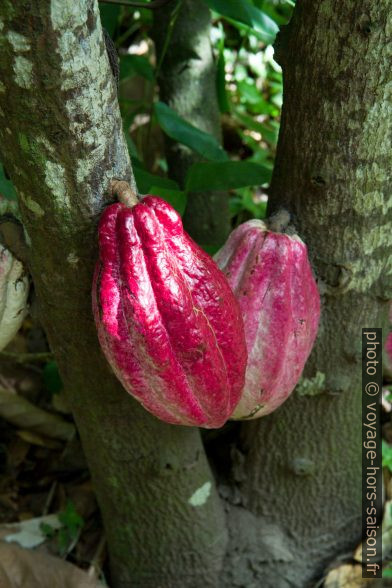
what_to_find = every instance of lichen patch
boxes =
[13,56,32,89]
[45,161,69,211]
[7,31,30,52]
[25,197,44,217]
[67,252,79,265]
[50,0,86,31]
[188,482,212,507]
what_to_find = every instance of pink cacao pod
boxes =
[92,194,247,428]
[386,334,392,371]
[384,303,392,381]
[215,219,320,419]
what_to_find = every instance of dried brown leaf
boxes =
[16,430,62,449]
[0,388,75,441]
[324,563,376,587]
[0,541,105,587]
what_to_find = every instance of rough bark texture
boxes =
[152,0,230,248]
[0,2,228,587]
[229,2,392,587]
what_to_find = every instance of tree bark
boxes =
[152,0,230,248]
[0,2,227,586]
[231,2,392,586]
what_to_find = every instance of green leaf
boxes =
[120,55,154,82]
[237,79,261,105]
[382,440,392,472]
[256,0,295,26]
[217,41,230,113]
[203,0,279,44]
[240,189,268,219]
[199,243,221,256]
[236,81,278,115]
[122,113,139,159]
[58,500,84,540]
[0,163,17,201]
[154,102,228,162]
[185,161,272,192]
[99,4,120,37]
[43,361,63,395]
[260,122,279,145]
[229,194,245,217]
[124,132,139,159]
[40,522,56,539]
[148,187,187,216]
[133,164,179,194]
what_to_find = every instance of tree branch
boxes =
[0,351,54,364]
[236,1,392,586]
[152,0,230,247]
[0,2,227,587]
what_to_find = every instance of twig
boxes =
[87,534,107,578]
[110,180,139,207]
[0,217,29,264]
[99,0,175,9]
[42,481,58,516]
[0,351,54,364]
[63,527,83,560]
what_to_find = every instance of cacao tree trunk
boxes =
[227,2,392,587]
[152,0,230,248]
[0,2,227,587]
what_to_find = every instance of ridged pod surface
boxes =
[386,334,392,375]
[0,245,29,351]
[385,304,392,381]
[215,219,320,419]
[92,195,247,428]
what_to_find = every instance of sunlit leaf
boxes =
[217,40,230,113]
[237,81,278,115]
[58,501,84,541]
[203,0,279,44]
[255,0,295,26]
[240,189,268,219]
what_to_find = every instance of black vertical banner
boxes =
[362,328,383,578]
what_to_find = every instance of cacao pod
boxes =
[0,245,29,351]
[385,303,392,381]
[92,195,247,428]
[215,219,320,419]
[386,333,392,376]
